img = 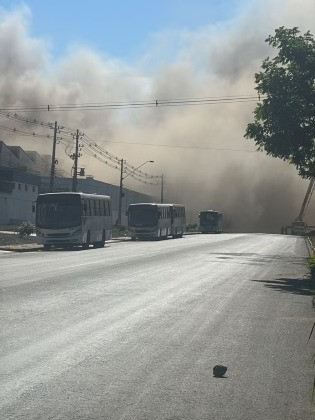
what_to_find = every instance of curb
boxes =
[0,237,132,253]
[0,245,43,253]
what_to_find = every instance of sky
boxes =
[0,0,314,232]
[0,0,248,59]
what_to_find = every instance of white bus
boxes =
[128,203,186,240]
[198,210,223,233]
[170,204,186,238]
[35,192,112,250]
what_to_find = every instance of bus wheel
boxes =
[82,232,90,250]
[43,244,51,251]
[98,231,106,248]
[93,240,104,249]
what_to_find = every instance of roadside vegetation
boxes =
[308,253,315,304]
[18,221,35,237]
[0,222,37,247]
[308,251,315,404]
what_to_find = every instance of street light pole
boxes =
[160,174,164,203]
[116,159,154,226]
[49,121,58,193]
[72,129,80,192]
[117,159,124,225]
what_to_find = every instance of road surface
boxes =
[0,233,314,419]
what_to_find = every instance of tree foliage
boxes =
[245,27,315,178]
[18,221,35,237]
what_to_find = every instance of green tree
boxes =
[245,27,315,178]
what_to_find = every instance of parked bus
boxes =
[198,210,223,233]
[128,203,185,240]
[35,192,112,250]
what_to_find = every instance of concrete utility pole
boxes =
[72,129,80,192]
[49,121,58,193]
[117,158,124,225]
[161,174,164,203]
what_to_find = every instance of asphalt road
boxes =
[0,234,314,420]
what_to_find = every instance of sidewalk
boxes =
[0,235,131,253]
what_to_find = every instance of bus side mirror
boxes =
[125,211,128,216]
[158,211,161,218]
[32,201,36,213]
[198,214,200,218]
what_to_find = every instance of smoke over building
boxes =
[0,1,314,232]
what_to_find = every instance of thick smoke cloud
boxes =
[0,1,314,232]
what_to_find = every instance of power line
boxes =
[88,139,258,153]
[0,94,264,112]
[0,94,261,187]
[0,114,160,185]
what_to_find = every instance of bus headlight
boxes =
[70,228,82,236]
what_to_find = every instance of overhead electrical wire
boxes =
[0,93,263,186]
[0,94,264,112]
[0,112,160,185]
[92,139,257,153]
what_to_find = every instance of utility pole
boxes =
[161,174,164,203]
[72,129,80,192]
[117,158,124,225]
[49,121,58,193]
[116,159,154,225]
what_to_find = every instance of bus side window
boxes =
[109,201,112,216]
[82,201,86,216]
[88,200,92,216]
[102,201,106,216]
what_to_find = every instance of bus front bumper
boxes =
[36,229,83,246]
[128,227,159,239]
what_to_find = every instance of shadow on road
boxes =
[252,277,313,296]
[211,252,307,267]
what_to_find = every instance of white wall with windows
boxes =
[0,181,38,225]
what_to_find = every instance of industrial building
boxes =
[0,140,154,226]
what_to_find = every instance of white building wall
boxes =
[0,181,38,225]
[0,141,19,168]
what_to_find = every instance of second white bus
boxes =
[127,203,186,240]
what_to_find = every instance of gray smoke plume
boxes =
[0,0,314,232]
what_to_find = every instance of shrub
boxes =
[309,254,315,279]
[18,221,35,237]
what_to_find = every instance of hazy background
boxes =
[0,0,314,232]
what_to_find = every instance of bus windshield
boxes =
[36,194,81,229]
[129,206,157,227]
[200,212,220,224]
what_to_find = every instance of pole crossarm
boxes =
[122,160,154,181]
